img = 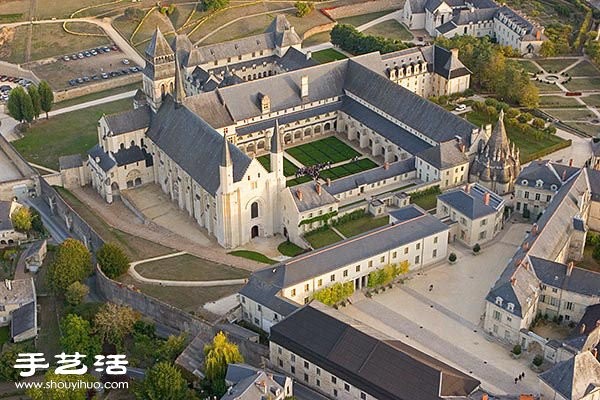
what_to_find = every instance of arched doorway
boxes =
[251,202,259,219]
[111,182,120,198]
[251,225,259,238]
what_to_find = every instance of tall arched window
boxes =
[251,202,259,219]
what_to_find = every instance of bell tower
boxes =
[142,28,176,112]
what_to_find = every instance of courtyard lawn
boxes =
[582,94,600,108]
[285,136,360,166]
[135,254,249,281]
[565,77,600,92]
[581,241,600,273]
[54,82,140,109]
[335,215,389,237]
[538,95,582,108]
[304,228,343,249]
[410,192,439,210]
[543,108,593,121]
[257,155,298,176]
[228,250,277,265]
[508,59,540,74]
[536,58,579,73]
[286,176,312,187]
[564,122,600,136]
[277,240,306,257]
[567,61,600,77]
[13,98,132,170]
[311,49,347,64]
[533,80,561,93]
[319,158,378,180]
[302,31,331,47]
[364,20,413,41]
[337,11,393,27]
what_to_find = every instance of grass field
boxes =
[364,20,413,41]
[278,241,306,257]
[304,228,343,249]
[286,136,360,166]
[257,155,297,176]
[337,10,392,26]
[539,95,582,108]
[303,31,331,47]
[54,82,140,109]
[536,58,579,73]
[564,122,600,136]
[135,254,249,281]
[30,23,109,61]
[203,13,273,45]
[410,192,439,210]
[228,250,277,265]
[543,108,593,121]
[508,59,540,74]
[582,94,600,108]
[533,80,561,93]
[13,98,131,169]
[311,48,347,64]
[0,25,28,64]
[335,215,388,237]
[565,78,600,92]
[568,61,600,77]
[319,159,378,180]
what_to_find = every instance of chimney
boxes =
[315,183,322,195]
[580,323,587,335]
[482,394,489,400]
[532,223,539,235]
[562,169,567,181]
[593,348,598,359]
[510,277,517,285]
[569,158,573,167]
[536,30,541,40]
[327,178,331,187]
[384,162,389,170]
[296,189,303,201]
[567,261,574,277]
[459,143,465,153]
[464,184,470,193]
[484,192,490,206]
[306,50,312,60]
[301,75,308,98]
[450,48,459,62]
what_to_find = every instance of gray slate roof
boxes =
[270,302,480,400]
[11,301,35,338]
[432,45,471,79]
[416,140,468,169]
[112,145,152,167]
[530,256,600,298]
[88,144,116,173]
[389,205,427,223]
[0,201,14,231]
[437,183,504,220]
[58,154,83,170]
[539,351,600,400]
[289,181,337,213]
[222,364,288,400]
[146,28,174,59]
[146,95,251,195]
[104,105,151,136]
[516,160,578,192]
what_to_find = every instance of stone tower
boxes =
[142,27,176,112]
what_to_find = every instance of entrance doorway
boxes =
[251,225,259,238]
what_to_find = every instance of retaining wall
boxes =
[323,0,398,20]
[53,73,140,102]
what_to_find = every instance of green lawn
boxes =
[582,94,600,108]
[364,20,413,41]
[536,58,579,73]
[30,22,109,61]
[13,98,132,170]
[543,108,593,121]
[257,155,297,176]
[567,61,600,77]
[54,82,140,109]
[286,176,312,187]
[228,250,278,265]
[410,192,439,210]
[135,254,249,281]
[539,95,582,108]
[533,80,561,93]
[277,241,306,257]
[319,158,378,180]
[302,31,331,47]
[508,59,540,74]
[311,48,347,64]
[0,326,9,346]
[304,228,343,249]
[286,136,360,166]
[565,78,600,92]
[337,11,393,27]
[335,215,388,237]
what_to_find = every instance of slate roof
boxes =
[146,28,174,59]
[408,0,427,13]
[389,205,428,223]
[289,181,337,213]
[112,145,153,167]
[432,45,472,79]
[0,201,14,231]
[88,144,116,173]
[530,256,600,298]
[416,140,468,169]
[0,278,35,307]
[437,183,504,220]
[325,158,415,196]
[223,364,288,400]
[239,270,298,317]
[146,95,251,195]
[539,351,600,400]
[11,301,35,338]
[576,304,600,336]
[270,302,480,400]
[516,160,578,191]
[58,154,83,170]
[104,106,151,136]
[588,169,600,202]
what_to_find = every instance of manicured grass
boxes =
[335,215,388,237]
[410,192,439,210]
[13,98,131,170]
[568,61,600,77]
[277,241,306,257]
[543,108,593,121]
[286,136,360,166]
[565,78,600,92]
[337,10,393,27]
[228,250,278,265]
[508,59,540,74]
[0,326,9,346]
[582,94,600,108]
[304,228,343,249]
[564,122,600,136]
[135,254,249,281]
[536,58,579,73]
[364,20,413,41]
[533,80,561,93]
[311,49,347,64]
[257,155,297,177]
[319,158,378,180]
[54,82,140,109]
[538,95,582,108]
[286,176,312,187]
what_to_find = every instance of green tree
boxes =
[593,243,600,261]
[94,302,139,347]
[60,314,101,365]
[204,331,243,392]
[136,362,191,400]
[97,242,130,279]
[11,206,32,232]
[158,334,187,362]
[27,84,41,120]
[20,89,34,124]
[202,0,229,11]
[38,80,54,119]
[295,1,313,17]
[312,282,354,306]
[7,86,25,122]
[47,238,92,291]
[0,344,28,382]
[65,281,89,306]
[27,369,95,400]
[540,40,558,57]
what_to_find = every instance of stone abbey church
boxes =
[79,15,516,249]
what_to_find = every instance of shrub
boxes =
[312,282,354,306]
[532,118,546,129]
[512,344,522,355]
[592,243,600,261]
[11,206,32,232]
[294,1,313,17]
[506,108,520,119]
[448,253,457,262]
[473,243,481,253]
[65,282,89,306]
[97,243,130,279]
[533,355,544,366]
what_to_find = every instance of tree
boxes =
[204,331,243,391]
[60,314,101,365]
[11,206,32,232]
[97,242,130,279]
[473,243,481,254]
[202,0,229,12]
[136,362,191,400]
[158,334,187,362]
[65,281,89,306]
[295,1,313,17]
[532,118,546,129]
[47,239,92,291]
[28,84,41,120]
[94,302,139,347]
[20,89,34,124]
[27,369,95,400]
[540,40,558,57]
[7,86,25,122]
[330,24,410,55]
[0,344,28,382]
[38,80,54,119]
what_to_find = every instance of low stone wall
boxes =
[42,173,63,187]
[0,134,37,178]
[323,0,399,20]
[53,73,141,102]
[0,61,41,83]
[302,22,337,40]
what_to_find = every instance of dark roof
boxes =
[539,352,600,400]
[389,205,427,223]
[437,183,504,219]
[239,271,298,317]
[58,154,83,170]
[588,168,600,202]
[416,140,468,169]
[530,256,600,298]
[432,46,471,79]
[516,161,578,191]
[576,304,600,336]
[289,182,337,213]
[88,145,116,173]
[270,303,480,400]
[146,96,252,196]
[112,145,152,167]
[104,106,151,135]
[11,301,35,338]
[146,28,174,59]
[0,201,13,231]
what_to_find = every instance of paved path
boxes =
[128,252,247,287]
[47,90,136,117]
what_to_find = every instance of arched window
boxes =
[161,84,166,99]
[251,202,259,219]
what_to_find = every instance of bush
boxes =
[97,243,130,279]
[294,1,313,17]
[533,355,544,366]
[473,243,481,253]
[532,118,546,129]
[506,108,520,119]
[512,344,522,355]
[592,243,600,261]
[65,282,89,306]
[448,253,457,262]
[331,24,411,55]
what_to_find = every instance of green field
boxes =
[311,49,347,64]
[568,61,600,77]
[543,108,593,121]
[335,215,388,237]
[508,59,540,74]
[536,58,579,73]
[257,155,298,176]
[564,122,599,136]
[54,82,140,109]
[364,20,413,41]
[539,95,582,108]
[337,10,393,27]
[286,176,312,187]
[135,254,249,281]
[303,31,331,47]
[13,98,131,170]
[583,94,600,108]
[565,78,600,92]
[533,80,561,93]
[319,158,378,180]
[277,241,306,257]
[286,136,360,166]
[304,228,343,249]
[228,250,277,265]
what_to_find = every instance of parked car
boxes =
[77,53,84,59]
[76,77,84,84]
[84,51,92,57]
[91,49,98,56]
[0,76,7,81]
[63,55,70,61]
[121,69,128,75]
[71,54,78,60]
[92,74,100,80]
[110,71,119,77]
[83,76,90,82]
[454,104,467,112]
[102,46,111,53]
[101,72,109,79]
[111,45,118,51]
[0,85,11,92]
[122,59,130,65]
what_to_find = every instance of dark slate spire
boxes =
[174,53,186,106]
[145,27,174,60]
[271,119,282,153]
[221,136,232,168]
[488,109,510,156]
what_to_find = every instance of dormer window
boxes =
[536,180,543,188]
[495,296,503,305]
[507,303,514,311]
[521,179,528,185]
[550,184,557,191]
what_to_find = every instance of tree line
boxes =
[7,80,54,126]
[331,24,412,55]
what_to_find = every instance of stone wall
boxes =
[53,74,141,102]
[0,133,38,200]
[302,22,337,40]
[0,61,41,83]
[322,0,399,20]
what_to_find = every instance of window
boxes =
[524,191,529,199]
[552,287,558,293]
[278,347,282,355]
[291,354,295,362]
[257,305,261,312]
[291,366,295,373]
[304,284,309,292]
[415,255,420,264]
[392,251,397,259]
[493,310,501,320]
[356,265,361,272]
[480,219,487,227]
[479,231,487,240]
[316,379,321,387]
[507,303,514,311]
[344,383,350,391]
[316,368,321,376]
[535,193,540,201]
[304,373,308,382]
[433,236,438,244]
[330,274,335,282]
[404,248,408,254]
[304,297,309,304]
[432,249,437,258]
[416,243,420,250]
[279,358,283,367]
[241,296,246,304]
[495,296,503,305]
[333,389,338,397]
[291,288,296,296]
[566,301,574,311]
[380,256,385,263]
[361,393,367,400]
[368,260,373,268]
[331,376,337,384]
[304,361,309,369]
[343,270,348,277]
[546,195,552,202]
[318,279,323,287]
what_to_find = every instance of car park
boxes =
[68,79,77,86]
[0,85,11,92]
[77,53,84,59]
[101,72,109,79]
[76,77,84,84]
[91,49,98,56]
[122,59,130,65]
[0,76,7,82]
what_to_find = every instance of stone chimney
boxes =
[569,158,573,167]
[296,189,303,201]
[484,192,490,206]
[259,93,270,114]
[567,261,574,276]
[301,75,308,98]
[510,277,517,286]
[532,223,539,235]
[580,323,587,335]
[384,162,389,170]
[536,30,541,40]
[315,182,321,195]
[306,51,312,60]
[327,178,331,187]
[464,184,470,193]
[450,48,459,62]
